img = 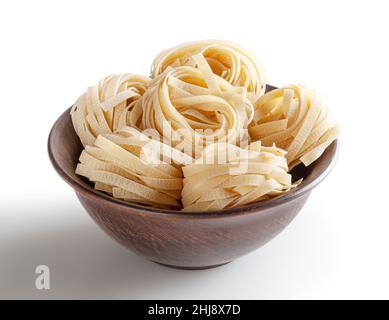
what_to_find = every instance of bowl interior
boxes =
[48,86,338,215]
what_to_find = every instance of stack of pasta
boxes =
[71,40,340,211]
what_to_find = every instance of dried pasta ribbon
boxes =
[151,40,266,101]
[75,127,193,209]
[71,74,150,146]
[249,85,340,168]
[138,63,254,156]
[70,41,340,212]
[181,142,300,212]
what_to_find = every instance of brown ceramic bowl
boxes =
[48,85,338,270]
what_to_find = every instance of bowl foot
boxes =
[152,261,232,270]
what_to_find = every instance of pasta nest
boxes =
[137,54,255,156]
[181,141,299,212]
[151,40,266,100]
[71,74,150,146]
[249,85,340,169]
[75,126,192,209]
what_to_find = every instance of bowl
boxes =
[48,85,339,270]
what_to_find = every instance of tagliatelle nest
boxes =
[249,85,340,169]
[137,54,255,156]
[151,40,266,100]
[181,142,301,212]
[71,74,150,146]
[71,40,340,212]
[76,127,192,209]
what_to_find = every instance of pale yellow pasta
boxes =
[75,127,193,209]
[137,55,255,156]
[151,40,266,101]
[70,41,340,212]
[181,142,300,212]
[71,74,150,146]
[249,85,340,168]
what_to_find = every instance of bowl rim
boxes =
[48,107,339,218]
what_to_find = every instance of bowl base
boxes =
[152,261,232,270]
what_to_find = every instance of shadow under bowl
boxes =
[48,86,338,269]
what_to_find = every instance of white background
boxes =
[1,0,388,299]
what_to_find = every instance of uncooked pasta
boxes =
[71,74,150,146]
[249,85,340,169]
[137,54,255,156]
[181,142,300,212]
[151,40,266,101]
[71,40,340,211]
[76,127,191,209]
